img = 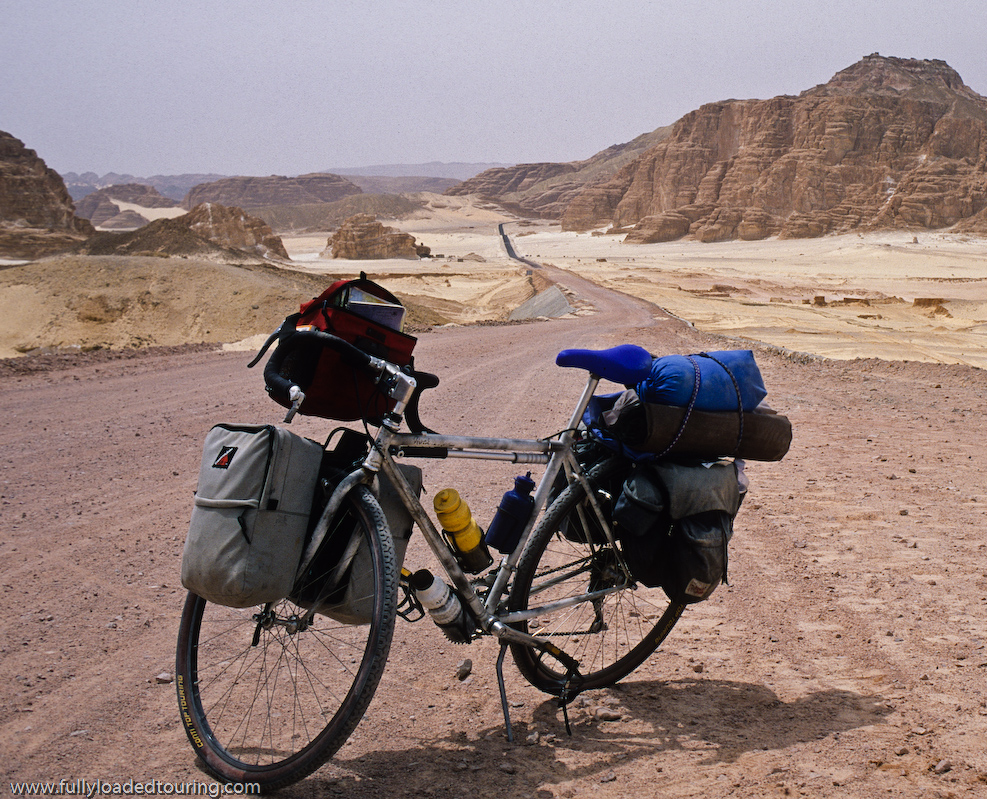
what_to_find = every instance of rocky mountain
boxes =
[77,203,288,261]
[560,54,987,241]
[184,203,289,260]
[75,184,180,226]
[182,173,362,210]
[0,130,95,259]
[444,127,671,218]
[326,214,429,259]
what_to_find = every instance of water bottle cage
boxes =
[396,578,426,623]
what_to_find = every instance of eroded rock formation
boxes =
[75,184,179,226]
[561,55,987,241]
[0,130,95,258]
[99,209,152,229]
[77,203,289,261]
[184,203,290,260]
[183,173,362,210]
[326,214,429,259]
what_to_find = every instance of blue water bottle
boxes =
[484,472,536,554]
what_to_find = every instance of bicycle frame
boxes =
[304,367,616,660]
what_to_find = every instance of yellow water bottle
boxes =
[433,489,493,573]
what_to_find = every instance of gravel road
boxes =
[2,267,985,798]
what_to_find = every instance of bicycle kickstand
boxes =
[557,664,582,737]
[496,643,514,743]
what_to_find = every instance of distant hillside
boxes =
[562,54,987,241]
[250,193,429,233]
[444,127,672,218]
[181,173,362,211]
[328,162,512,180]
[74,184,180,226]
[62,172,228,202]
[343,175,459,195]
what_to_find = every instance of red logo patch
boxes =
[212,446,238,469]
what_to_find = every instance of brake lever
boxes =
[283,385,305,423]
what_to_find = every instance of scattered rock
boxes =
[594,706,623,721]
[155,672,173,684]
[455,659,472,681]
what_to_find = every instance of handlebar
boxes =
[261,328,417,424]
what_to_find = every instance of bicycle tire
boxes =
[175,485,398,790]
[508,457,686,694]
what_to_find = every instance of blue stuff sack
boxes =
[636,351,766,412]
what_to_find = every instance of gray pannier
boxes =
[181,424,324,608]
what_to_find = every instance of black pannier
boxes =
[612,459,742,603]
[289,429,422,624]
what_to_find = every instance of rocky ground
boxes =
[1,265,985,799]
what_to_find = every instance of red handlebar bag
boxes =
[257,275,417,423]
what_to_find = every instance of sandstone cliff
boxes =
[182,173,362,210]
[561,55,987,241]
[326,214,429,259]
[0,131,95,258]
[77,203,289,262]
[75,184,179,226]
[445,127,671,218]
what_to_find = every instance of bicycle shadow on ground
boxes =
[274,677,892,799]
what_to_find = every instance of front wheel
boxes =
[175,486,397,790]
[508,458,686,694]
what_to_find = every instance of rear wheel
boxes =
[509,458,685,694]
[175,486,397,790]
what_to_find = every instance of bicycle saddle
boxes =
[556,344,653,385]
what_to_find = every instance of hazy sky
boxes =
[2,1,985,177]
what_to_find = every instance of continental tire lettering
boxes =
[647,603,685,647]
[176,675,204,748]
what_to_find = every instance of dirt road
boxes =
[2,269,985,798]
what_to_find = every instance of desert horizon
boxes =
[4,200,987,370]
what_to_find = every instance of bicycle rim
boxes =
[509,458,685,693]
[175,487,397,790]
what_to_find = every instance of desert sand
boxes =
[283,214,987,369]
[5,187,985,367]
